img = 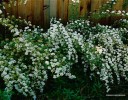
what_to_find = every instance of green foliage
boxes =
[0,1,128,99]
[99,0,117,12]
[123,0,128,10]
[0,15,31,43]
[69,1,79,20]
[0,15,128,99]
[66,18,128,96]
[113,19,128,29]
[0,90,13,100]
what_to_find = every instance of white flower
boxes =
[117,10,121,14]
[19,16,21,19]
[45,61,49,65]
[4,45,8,49]
[1,71,7,77]
[25,43,29,47]
[0,10,2,14]
[106,10,110,12]
[4,75,10,80]
[122,10,125,13]
[19,38,24,42]
[54,59,57,62]
[24,0,28,5]
[72,0,79,3]
[48,66,51,70]
[53,75,57,78]
[59,73,63,76]
[24,26,29,30]
[44,75,48,79]
[51,53,55,56]
[111,10,115,14]
[25,51,28,55]
[14,31,20,36]
[96,46,103,54]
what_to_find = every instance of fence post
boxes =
[79,0,91,18]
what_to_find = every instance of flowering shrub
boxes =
[0,14,128,98]
[46,19,85,79]
[0,1,128,99]
[0,15,32,43]
[87,25,128,92]
[66,20,128,92]
[0,30,48,98]
[0,89,12,100]
[0,17,87,98]
[113,19,128,29]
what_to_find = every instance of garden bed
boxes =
[0,0,128,100]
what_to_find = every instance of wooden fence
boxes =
[4,0,128,28]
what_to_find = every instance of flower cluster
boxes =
[72,0,79,3]
[66,19,128,92]
[88,25,128,92]
[0,18,86,98]
[100,0,117,12]
[3,0,28,6]
[46,18,85,78]
[0,9,2,14]
[0,30,48,98]
[90,0,128,23]
[113,19,128,29]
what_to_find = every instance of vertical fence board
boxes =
[10,0,18,17]
[50,0,57,18]
[79,0,91,17]
[57,0,64,20]
[4,2,11,15]
[68,0,72,19]
[91,0,102,12]
[113,0,124,10]
[44,0,50,29]
[17,0,23,18]
[18,0,32,20]
[32,0,44,26]
[64,0,69,23]
[101,0,108,4]
[4,0,128,27]
[30,0,34,23]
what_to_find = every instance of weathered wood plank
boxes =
[79,0,91,17]
[113,0,124,10]
[64,0,69,23]
[4,0,127,27]
[32,0,44,26]
[57,0,63,20]
[17,0,32,20]
[50,0,57,18]
[10,0,18,17]
[91,0,103,12]
[44,0,50,28]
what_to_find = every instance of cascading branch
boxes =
[0,18,86,98]
[87,24,128,92]
[0,0,128,99]
[66,20,128,92]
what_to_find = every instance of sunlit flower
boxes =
[96,46,103,54]
[126,12,128,16]
[72,0,79,3]
[0,10,2,14]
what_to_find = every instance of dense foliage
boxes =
[0,0,128,100]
